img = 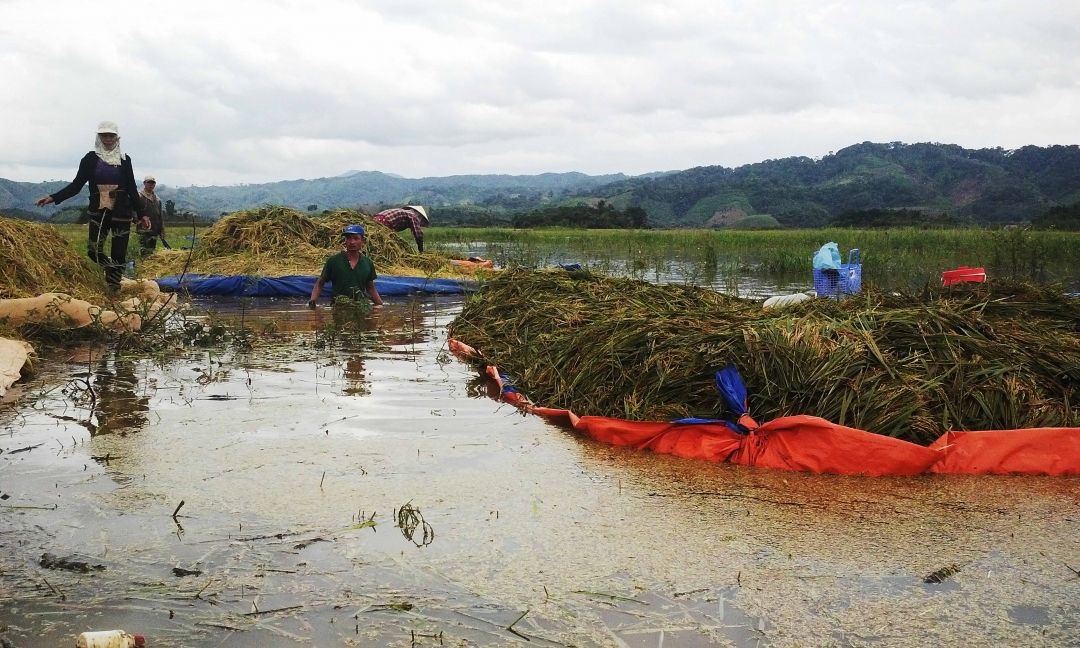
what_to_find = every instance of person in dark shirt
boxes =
[308,224,384,308]
[136,175,166,256]
[35,121,149,288]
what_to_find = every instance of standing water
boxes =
[1,296,1078,647]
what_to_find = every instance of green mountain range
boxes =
[595,142,1080,228]
[3,142,1078,227]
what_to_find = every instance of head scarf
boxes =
[94,121,127,166]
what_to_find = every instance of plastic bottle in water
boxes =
[75,630,145,648]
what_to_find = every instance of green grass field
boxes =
[52,223,208,261]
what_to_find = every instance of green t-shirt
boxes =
[321,252,377,300]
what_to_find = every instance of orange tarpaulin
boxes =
[452,339,1080,476]
[928,428,1080,475]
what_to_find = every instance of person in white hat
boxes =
[35,121,150,288]
[372,205,429,253]
[136,174,167,256]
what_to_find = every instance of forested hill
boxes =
[596,142,1080,228]
[0,170,634,219]
[3,142,1078,227]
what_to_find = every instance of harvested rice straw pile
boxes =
[139,206,462,278]
[449,269,1080,445]
[0,216,107,301]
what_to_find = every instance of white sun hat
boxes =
[96,121,119,134]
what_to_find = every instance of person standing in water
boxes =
[35,121,149,288]
[308,224,384,308]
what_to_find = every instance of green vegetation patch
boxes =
[828,209,971,229]
[511,202,648,229]
[1032,203,1080,231]
[684,192,754,227]
[727,214,782,230]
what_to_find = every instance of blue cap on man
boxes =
[343,224,366,236]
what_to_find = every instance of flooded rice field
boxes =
[2,296,1079,647]
[433,241,807,298]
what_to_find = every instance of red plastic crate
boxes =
[942,266,986,286]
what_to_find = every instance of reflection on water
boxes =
[341,357,370,396]
[56,354,151,436]
[90,357,151,435]
[1,296,1079,648]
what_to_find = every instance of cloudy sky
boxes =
[2,0,1077,186]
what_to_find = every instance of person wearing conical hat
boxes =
[373,205,429,253]
[35,121,149,288]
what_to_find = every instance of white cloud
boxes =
[1,0,1077,185]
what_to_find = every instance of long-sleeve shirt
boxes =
[374,208,425,249]
[138,190,164,234]
[50,151,146,220]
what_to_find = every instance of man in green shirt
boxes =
[308,224,384,308]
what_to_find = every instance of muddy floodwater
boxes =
[2,296,1079,647]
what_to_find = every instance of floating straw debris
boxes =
[449,269,1080,445]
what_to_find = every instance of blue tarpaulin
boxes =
[155,274,476,298]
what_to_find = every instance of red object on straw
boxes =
[942,266,986,286]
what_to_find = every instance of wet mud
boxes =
[2,297,1079,647]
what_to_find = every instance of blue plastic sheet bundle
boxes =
[154,274,476,297]
[670,363,752,434]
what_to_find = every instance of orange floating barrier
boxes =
[449,338,1080,476]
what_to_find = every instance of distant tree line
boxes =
[827,208,971,229]
[1031,203,1080,230]
[511,202,649,229]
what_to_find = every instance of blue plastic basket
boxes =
[813,249,861,298]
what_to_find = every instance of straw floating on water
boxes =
[449,269,1080,445]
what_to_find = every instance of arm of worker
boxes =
[158,202,168,243]
[135,194,153,231]
[366,281,383,306]
[308,277,326,309]
[37,153,94,206]
[126,161,151,230]
[408,214,425,253]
